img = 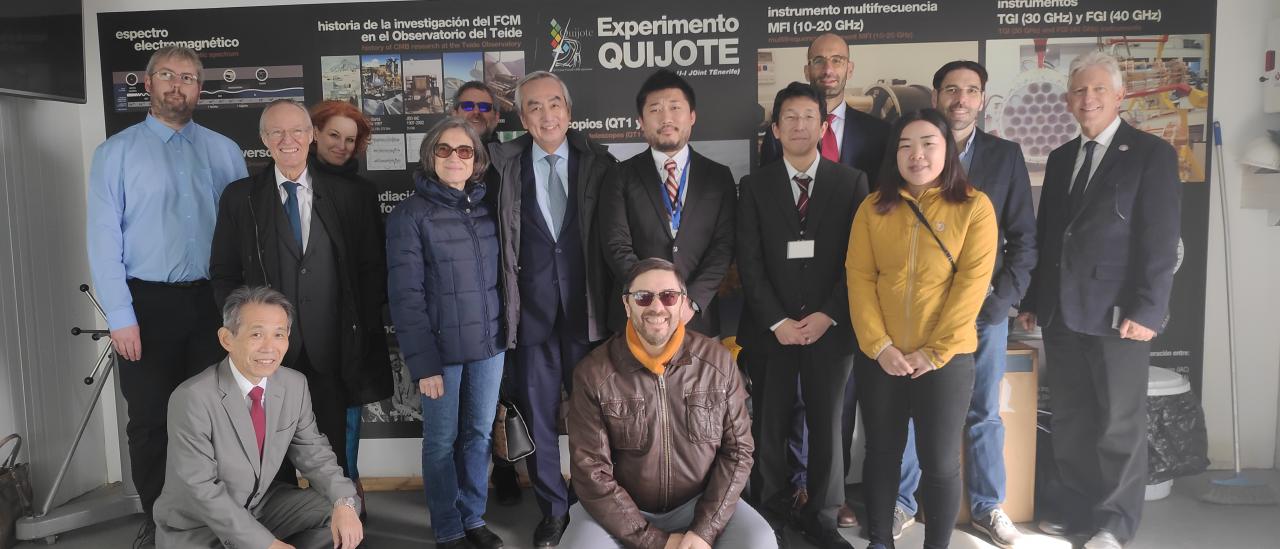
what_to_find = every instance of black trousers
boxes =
[1042,322,1149,543]
[755,340,854,529]
[858,353,975,549]
[512,322,588,518]
[118,279,225,515]
[274,349,350,485]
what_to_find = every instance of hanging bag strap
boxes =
[905,200,957,274]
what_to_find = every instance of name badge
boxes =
[787,240,815,259]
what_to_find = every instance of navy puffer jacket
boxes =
[387,171,502,380]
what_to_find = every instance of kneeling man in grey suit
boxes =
[154,286,364,549]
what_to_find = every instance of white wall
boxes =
[1203,0,1280,469]
[0,94,108,507]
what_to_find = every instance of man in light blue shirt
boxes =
[85,46,246,546]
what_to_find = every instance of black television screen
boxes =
[0,1,86,104]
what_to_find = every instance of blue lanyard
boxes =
[660,156,691,231]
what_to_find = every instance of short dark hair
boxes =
[417,117,491,183]
[873,108,972,214]
[623,257,686,293]
[932,60,988,91]
[770,81,828,129]
[222,286,294,334]
[635,69,696,115]
[453,80,495,108]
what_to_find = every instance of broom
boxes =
[1197,122,1277,506]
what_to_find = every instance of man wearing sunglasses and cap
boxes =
[453,81,500,145]
[561,258,775,549]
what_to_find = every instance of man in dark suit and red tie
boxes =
[759,33,890,529]
[599,69,737,337]
[738,82,869,549]
[1018,51,1181,549]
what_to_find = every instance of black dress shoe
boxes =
[1037,517,1084,537]
[465,525,504,549]
[794,515,854,549]
[493,466,522,506]
[534,514,570,547]
[438,538,475,549]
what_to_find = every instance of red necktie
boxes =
[794,173,811,227]
[249,386,265,459]
[821,113,839,162]
[664,158,679,217]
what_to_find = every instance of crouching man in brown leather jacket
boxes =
[562,258,777,549]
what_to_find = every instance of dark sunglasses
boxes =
[458,101,493,113]
[624,290,685,307]
[433,144,475,159]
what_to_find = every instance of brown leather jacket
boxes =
[568,331,754,549]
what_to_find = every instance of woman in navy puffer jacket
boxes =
[387,117,505,549]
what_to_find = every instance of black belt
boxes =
[127,278,209,288]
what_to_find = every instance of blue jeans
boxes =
[420,352,505,543]
[898,318,1008,517]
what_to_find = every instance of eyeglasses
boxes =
[624,290,685,307]
[458,101,493,113]
[808,55,849,69]
[433,144,475,159]
[151,69,200,86]
[263,127,311,142]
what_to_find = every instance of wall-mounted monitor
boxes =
[0,1,86,104]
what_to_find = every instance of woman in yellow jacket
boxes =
[846,108,997,549]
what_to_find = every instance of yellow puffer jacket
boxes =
[846,186,997,368]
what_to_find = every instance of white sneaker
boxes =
[1083,530,1123,549]
[971,508,1024,549]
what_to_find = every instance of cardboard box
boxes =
[954,341,1039,524]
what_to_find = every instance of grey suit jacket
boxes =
[154,359,355,548]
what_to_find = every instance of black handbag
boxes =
[1,434,33,549]
[492,398,535,463]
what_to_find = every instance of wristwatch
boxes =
[334,496,359,513]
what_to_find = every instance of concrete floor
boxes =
[14,469,1279,548]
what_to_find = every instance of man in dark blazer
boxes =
[488,71,616,547]
[209,100,393,484]
[759,33,889,528]
[739,82,868,549]
[599,69,736,337]
[889,60,1039,546]
[1018,51,1181,549]
[155,286,362,549]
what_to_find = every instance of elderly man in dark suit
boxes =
[1018,51,1181,549]
[209,100,393,489]
[890,60,1038,547]
[758,33,889,528]
[739,82,868,549]
[599,68,736,337]
[154,286,362,549]
[488,71,617,547]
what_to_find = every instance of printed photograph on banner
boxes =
[442,51,484,111]
[986,35,1210,185]
[484,50,525,112]
[360,333,424,438]
[361,54,404,116]
[757,41,978,152]
[321,55,360,105]
[402,54,445,115]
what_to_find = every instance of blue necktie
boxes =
[283,181,303,249]
[546,155,567,238]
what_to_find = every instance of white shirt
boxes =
[531,139,571,241]
[1069,116,1122,194]
[783,155,819,204]
[651,146,691,236]
[828,101,847,153]
[274,166,314,252]
[228,358,269,411]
